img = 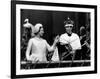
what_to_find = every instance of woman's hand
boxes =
[27,55,39,62]
[54,35,59,45]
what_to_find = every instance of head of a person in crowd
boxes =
[64,17,74,36]
[80,26,86,36]
[34,23,44,37]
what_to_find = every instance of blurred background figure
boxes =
[23,18,35,37]
[79,25,90,60]
[21,19,34,61]
[23,19,33,28]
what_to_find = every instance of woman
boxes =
[26,23,59,62]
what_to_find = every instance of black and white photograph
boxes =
[11,0,97,78]
[21,9,91,69]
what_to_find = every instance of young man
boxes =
[59,17,81,60]
[26,23,59,62]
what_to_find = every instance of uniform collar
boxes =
[66,32,72,36]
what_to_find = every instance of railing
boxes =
[21,60,91,69]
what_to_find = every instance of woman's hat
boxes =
[34,23,43,33]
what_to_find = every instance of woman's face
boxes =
[39,27,44,37]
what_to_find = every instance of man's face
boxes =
[39,27,44,37]
[64,24,73,34]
